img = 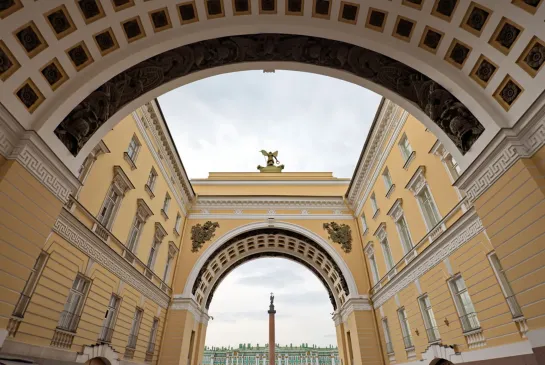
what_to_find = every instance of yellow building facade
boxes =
[2,94,545,365]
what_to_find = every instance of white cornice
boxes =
[132,111,188,216]
[191,180,350,186]
[171,295,210,324]
[194,196,348,210]
[0,106,80,202]
[456,97,545,202]
[371,208,483,308]
[53,208,170,308]
[142,101,195,202]
[188,213,355,220]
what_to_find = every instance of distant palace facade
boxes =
[203,345,340,365]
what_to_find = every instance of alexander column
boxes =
[268,292,276,365]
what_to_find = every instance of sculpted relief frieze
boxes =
[54,34,484,156]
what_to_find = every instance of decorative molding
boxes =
[112,165,135,195]
[405,166,427,195]
[141,102,195,204]
[339,297,372,323]
[191,180,350,186]
[364,242,374,257]
[136,198,153,221]
[371,208,484,308]
[373,222,387,240]
[154,222,168,241]
[76,343,120,365]
[194,196,347,209]
[170,296,210,324]
[191,221,220,252]
[457,97,545,202]
[323,222,352,253]
[53,208,170,308]
[188,213,355,220]
[387,198,404,221]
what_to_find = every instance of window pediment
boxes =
[405,166,427,195]
[364,241,374,256]
[136,198,154,222]
[154,222,168,242]
[112,165,135,195]
[387,198,404,221]
[373,222,387,240]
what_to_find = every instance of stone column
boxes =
[268,296,276,365]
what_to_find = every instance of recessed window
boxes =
[395,215,413,255]
[369,255,380,284]
[382,167,393,191]
[127,216,144,253]
[449,276,480,332]
[361,214,368,233]
[147,237,161,270]
[488,253,523,318]
[371,193,379,216]
[162,193,171,216]
[127,308,143,350]
[418,295,440,343]
[12,252,49,319]
[175,213,182,233]
[397,308,413,349]
[98,187,121,228]
[125,135,141,168]
[398,134,413,162]
[99,294,121,343]
[380,236,395,271]
[147,168,158,191]
[58,275,91,332]
[382,318,394,354]
[147,318,160,358]
[416,186,441,230]
[445,155,461,181]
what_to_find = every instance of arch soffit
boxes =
[181,221,359,299]
[2,0,543,172]
[203,249,342,310]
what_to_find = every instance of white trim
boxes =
[187,213,355,220]
[371,208,483,308]
[181,221,359,298]
[190,180,350,186]
[133,111,189,216]
[193,196,347,209]
[170,296,210,324]
[53,208,170,308]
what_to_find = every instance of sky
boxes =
[205,258,337,348]
[158,70,382,179]
[157,71,381,346]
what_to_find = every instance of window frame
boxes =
[127,307,144,349]
[381,318,394,354]
[370,193,379,217]
[416,185,442,231]
[57,274,91,333]
[397,307,413,349]
[398,134,413,162]
[394,214,414,255]
[448,275,481,332]
[99,294,121,343]
[126,135,141,162]
[147,168,158,192]
[418,294,440,343]
[361,213,368,234]
[380,236,395,272]
[382,167,393,191]
[126,215,144,253]
[369,254,380,285]
[97,185,122,229]
[175,213,182,234]
[12,252,49,318]
[488,252,523,318]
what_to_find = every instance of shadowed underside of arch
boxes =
[190,228,350,311]
[54,34,485,157]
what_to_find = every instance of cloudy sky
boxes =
[157,71,381,346]
[158,70,382,179]
[205,258,337,347]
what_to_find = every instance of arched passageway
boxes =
[162,224,377,365]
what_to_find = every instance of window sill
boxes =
[372,209,380,220]
[385,184,396,198]
[144,184,155,199]
[463,328,486,349]
[403,151,416,170]
[161,209,169,220]
[123,152,137,170]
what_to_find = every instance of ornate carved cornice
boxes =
[405,166,427,196]
[54,34,483,159]
[53,208,170,308]
[371,208,483,308]
[141,101,195,204]
[112,165,135,195]
[0,106,80,203]
[136,198,153,221]
[194,196,347,210]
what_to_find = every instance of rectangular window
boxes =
[188,330,196,365]
[163,250,175,283]
[163,193,171,213]
[361,214,368,233]
[58,275,90,332]
[418,295,440,343]
[12,252,49,318]
[380,238,395,271]
[488,253,523,318]
[371,193,379,215]
[175,213,182,233]
[97,187,120,228]
[449,276,480,332]
[147,168,158,191]
[369,255,380,285]
[77,155,95,183]
[381,318,394,354]
[147,318,159,354]
[127,135,140,161]
[417,186,441,229]
[346,331,354,365]
[147,238,160,269]
[446,156,461,180]
[399,134,413,162]
[397,308,413,349]
[395,216,413,254]
[99,294,121,343]
[382,168,393,191]
[127,217,144,252]
[127,308,143,348]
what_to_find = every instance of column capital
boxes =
[171,295,210,324]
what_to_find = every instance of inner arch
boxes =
[190,228,350,311]
[54,33,485,158]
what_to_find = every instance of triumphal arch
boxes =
[1,0,545,364]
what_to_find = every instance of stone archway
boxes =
[162,222,377,365]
